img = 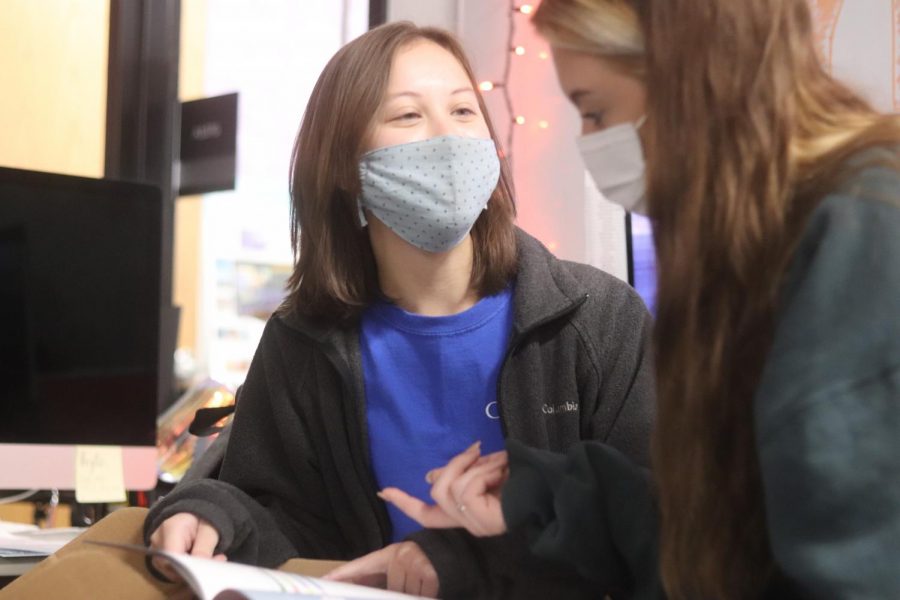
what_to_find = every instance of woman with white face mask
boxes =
[134,21,655,600]
[373,1,900,599]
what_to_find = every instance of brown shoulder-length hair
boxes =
[280,21,517,323]
[536,0,900,597]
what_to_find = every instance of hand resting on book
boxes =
[149,512,226,579]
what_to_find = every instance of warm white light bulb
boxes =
[478,81,495,92]
[514,116,526,125]
[538,120,549,129]
[514,46,526,56]
[519,4,534,14]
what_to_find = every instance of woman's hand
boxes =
[382,442,510,537]
[148,512,226,579]
[324,542,439,597]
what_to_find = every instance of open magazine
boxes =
[88,542,424,600]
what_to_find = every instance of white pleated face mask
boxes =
[358,135,500,253]
[576,115,648,215]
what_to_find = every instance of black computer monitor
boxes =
[627,213,657,315]
[0,167,161,491]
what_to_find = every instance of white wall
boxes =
[824,0,898,113]
[387,0,458,30]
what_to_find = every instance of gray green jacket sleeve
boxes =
[499,166,900,599]
[754,173,900,598]
[501,439,662,599]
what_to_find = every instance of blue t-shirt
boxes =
[360,286,514,541]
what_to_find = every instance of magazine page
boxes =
[165,552,424,600]
[87,542,424,600]
[214,587,424,600]
[214,592,330,600]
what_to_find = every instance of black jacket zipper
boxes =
[493,293,590,437]
[316,340,394,549]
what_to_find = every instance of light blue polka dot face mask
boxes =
[358,135,501,253]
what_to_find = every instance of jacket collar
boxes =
[277,227,588,346]
[510,227,588,335]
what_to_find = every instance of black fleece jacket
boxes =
[145,228,656,598]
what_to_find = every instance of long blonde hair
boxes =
[535,0,900,597]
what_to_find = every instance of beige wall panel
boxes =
[173,0,208,353]
[0,0,109,177]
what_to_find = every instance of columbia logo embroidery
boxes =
[541,402,579,415]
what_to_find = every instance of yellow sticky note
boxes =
[75,446,127,504]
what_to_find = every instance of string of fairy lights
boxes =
[475,3,550,165]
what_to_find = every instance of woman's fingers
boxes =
[190,520,220,557]
[448,457,508,503]
[390,542,439,598]
[149,514,195,582]
[419,567,440,598]
[378,488,457,528]
[325,542,439,597]
[425,450,507,484]
[324,545,391,585]
[152,513,200,554]
[480,464,510,492]
[385,552,407,594]
[147,512,222,581]
[447,459,509,536]
[429,441,483,517]
[378,445,510,536]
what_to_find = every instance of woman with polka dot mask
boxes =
[139,21,656,600]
